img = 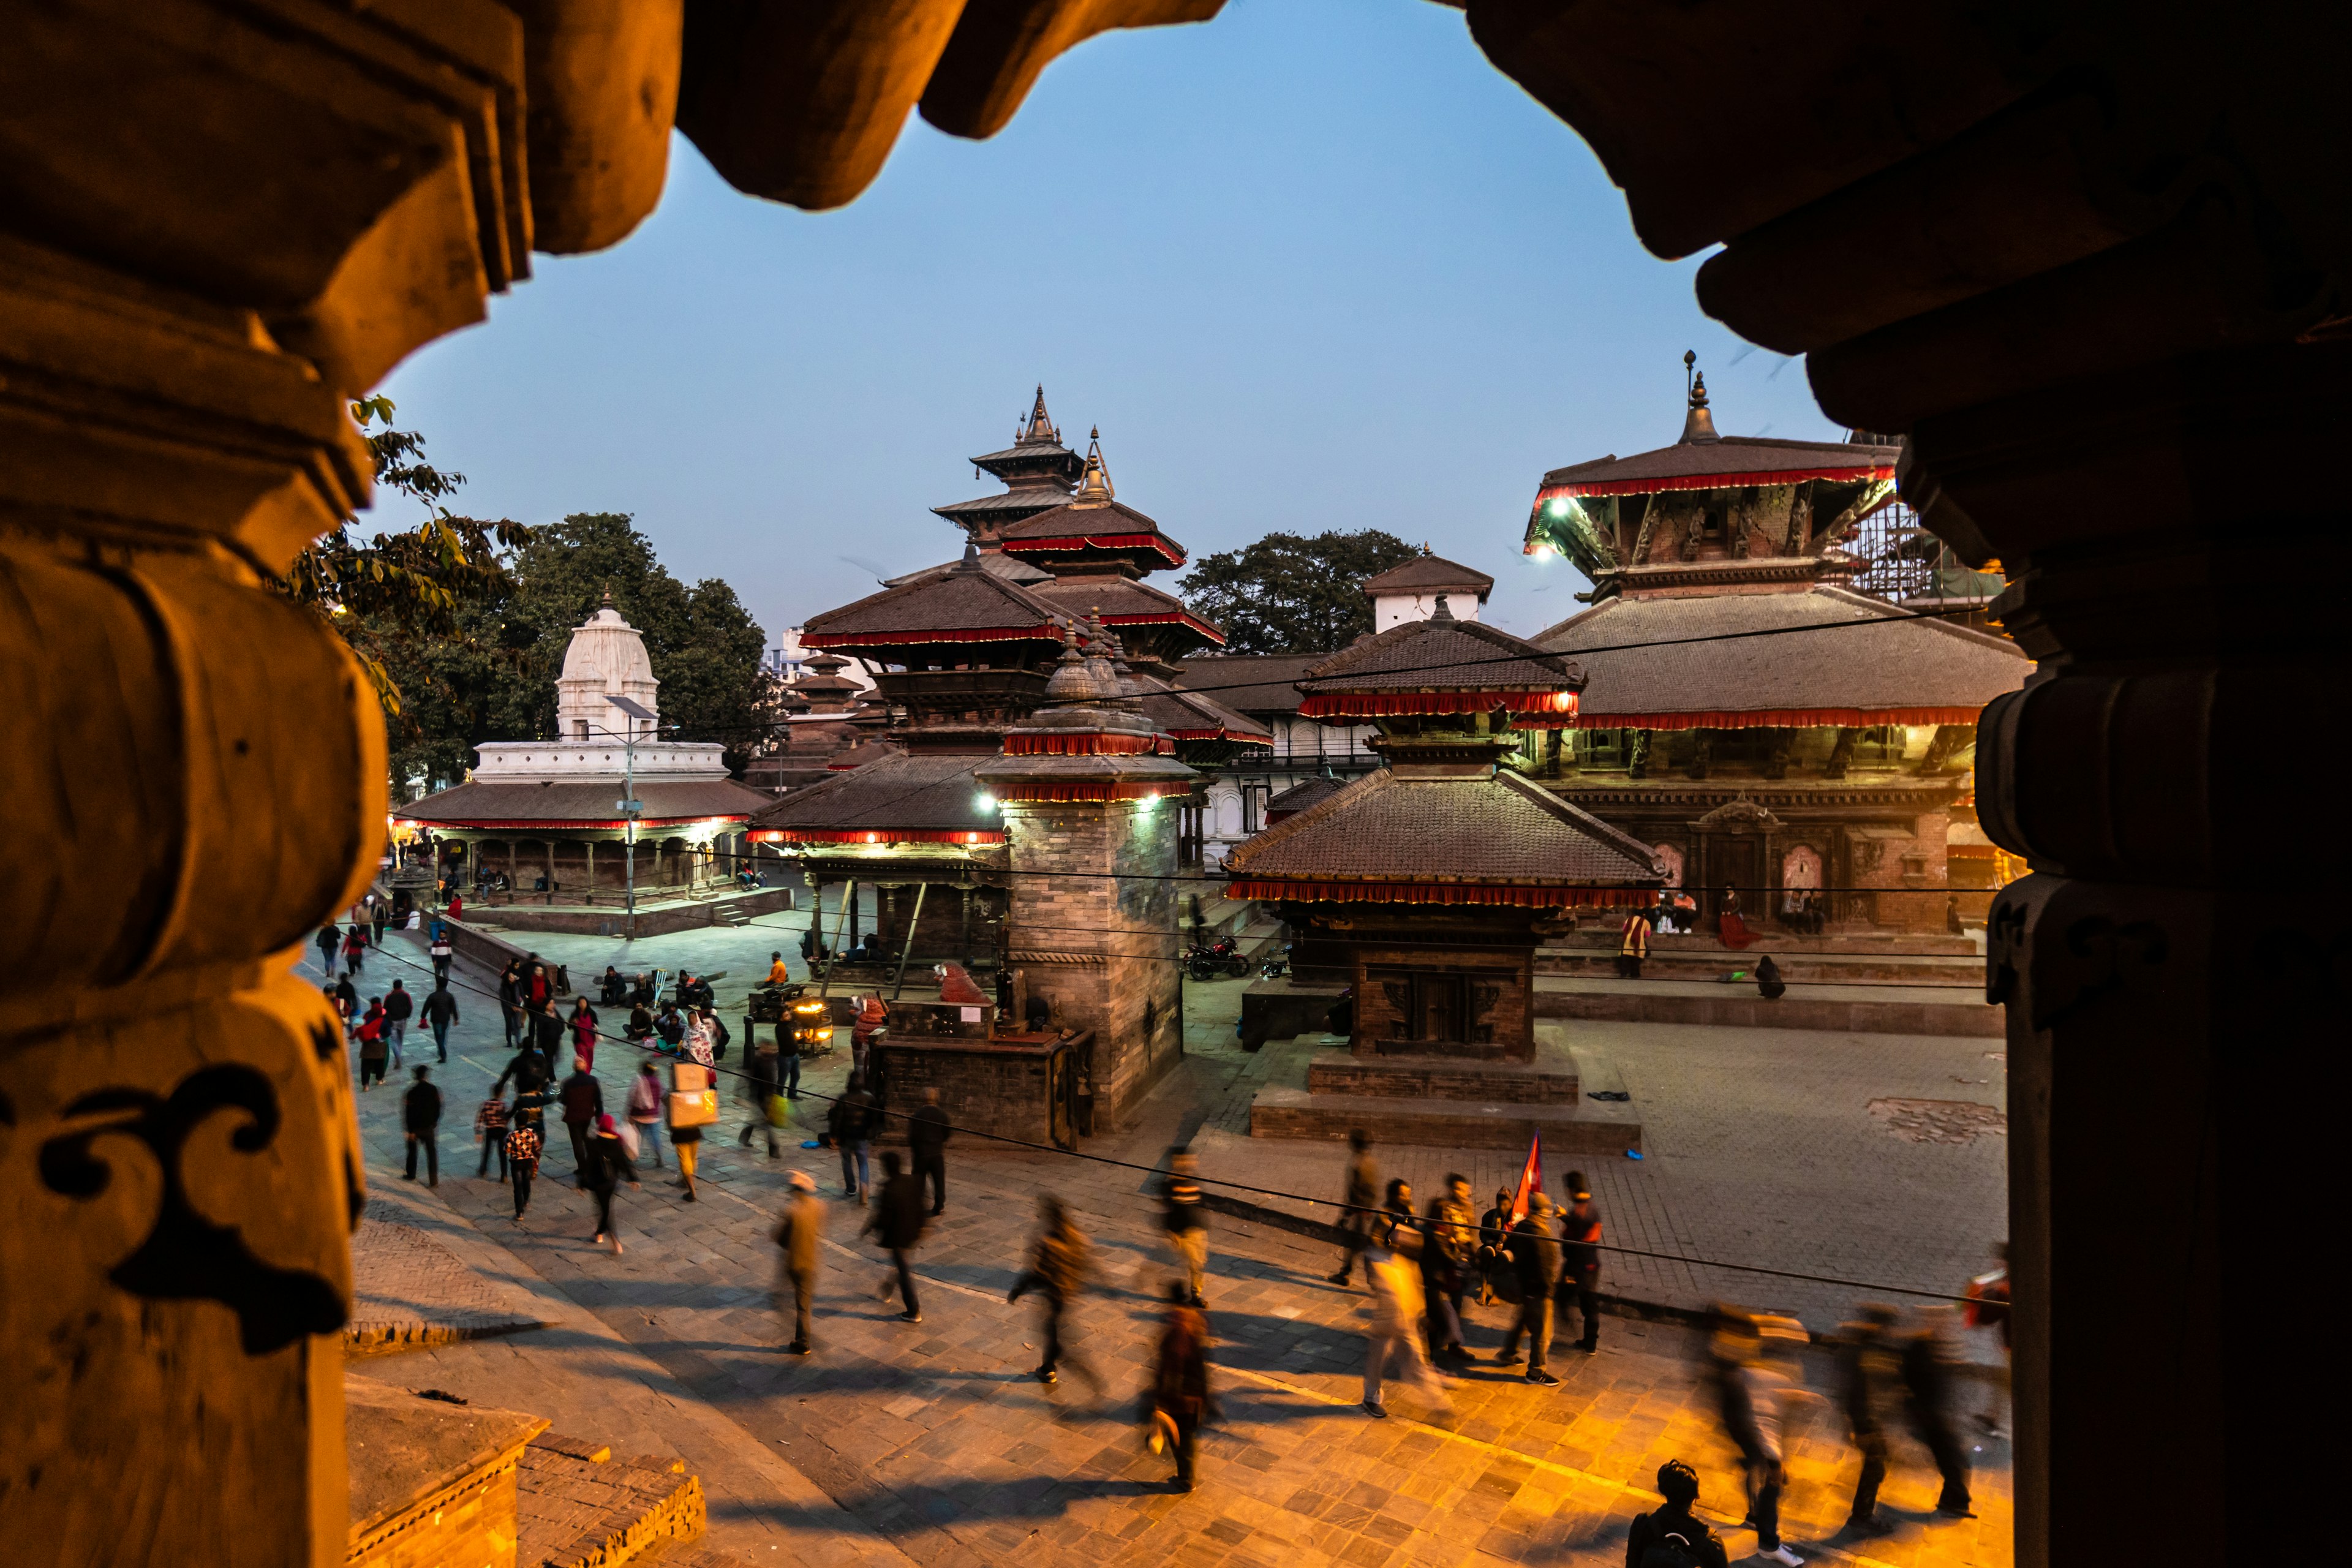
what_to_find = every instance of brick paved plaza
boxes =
[330,915,2011,1568]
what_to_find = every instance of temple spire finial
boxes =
[1022,384,1055,445]
[1679,350,1721,444]
[1073,426,1115,503]
[1431,593,1456,622]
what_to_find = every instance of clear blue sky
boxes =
[379,0,1839,647]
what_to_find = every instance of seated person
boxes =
[599,965,628,1005]
[625,1001,654,1042]
[857,932,885,964]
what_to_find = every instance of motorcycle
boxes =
[1183,935,1250,981]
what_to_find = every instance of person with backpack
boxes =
[582,1114,639,1254]
[862,1150,928,1322]
[1624,1459,1729,1568]
[382,981,413,1070]
[355,999,389,1090]
[421,979,459,1063]
[475,1091,511,1179]
[668,1058,713,1201]
[626,1063,666,1169]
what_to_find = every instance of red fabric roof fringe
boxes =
[1227,880,1654,909]
[1001,733,1166,756]
[1572,707,1983,732]
[800,625,1058,649]
[1298,692,1578,720]
[391,816,752,831]
[750,829,1005,845]
[1164,727,1270,744]
[994,782,1194,803]
[1535,467,1893,502]
[1000,533,1185,565]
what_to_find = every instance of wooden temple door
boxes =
[1716,837,1762,927]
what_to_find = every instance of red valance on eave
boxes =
[1227,879,1655,910]
[393,816,751,832]
[1534,467,1893,502]
[748,828,1005,846]
[1001,732,1175,756]
[1096,609,1226,644]
[1298,691,1578,720]
[994,780,1195,803]
[1572,707,1983,732]
[799,625,1058,650]
[1165,728,1271,745]
[1000,533,1186,567]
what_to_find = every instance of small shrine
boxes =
[1520,357,2030,931]
[393,597,778,935]
[1226,598,1662,1149]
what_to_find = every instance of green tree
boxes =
[274,394,530,731]
[1177,529,1423,654]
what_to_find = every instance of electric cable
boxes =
[326,933,2000,1306]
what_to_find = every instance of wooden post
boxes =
[584,840,595,906]
[890,883,928,999]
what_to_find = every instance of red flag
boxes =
[1507,1132,1544,1224]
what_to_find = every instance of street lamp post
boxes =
[601,693,660,938]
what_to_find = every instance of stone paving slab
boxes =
[350,1196,552,1351]
[322,930,2013,1568]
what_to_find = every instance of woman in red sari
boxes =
[1718,886,1757,949]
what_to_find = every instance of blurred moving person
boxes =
[909,1085,950,1214]
[1010,1195,1101,1390]
[1498,1193,1562,1386]
[1709,1306,1806,1566]
[1837,1303,1902,1534]
[1148,1281,1210,1493]
[1423,1174,1476,1363]
[1558,1170,1604,1355]
[1903,1306,1975,1517]
[864,1149,927,1322]
[774,1170,824,1355]
[583,1113,639,1254]
[1360,1207,1452,1421]
[1965,1242,2012,1439]
[1327,1129,1379,1286]
[1156,1147,1209,1307]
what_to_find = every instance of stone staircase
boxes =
[518,1431,708,1568]
[1249,1025,1642,1153]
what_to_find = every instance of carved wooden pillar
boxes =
[0,4,679,1560]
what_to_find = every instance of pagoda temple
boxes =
[1226,598,1662,1148]
[1520,360,2030,932]
[394,598,780,934]
[748,391,1257,1134]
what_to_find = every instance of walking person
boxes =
[383,980,413,1070]
[1837,1305,1902,1534]
[530,997,565,1061]
[421,978,459,1063]
[774,1170,825,1355]
[908,1086,949,1215]
[342,924,368,978]
[475,1090,510,1179]
[864,1150,927,1323]
[498,960,522,1047]
[329,977,358,1039]
[494,1034,551,1099]
[356,999,390,1090]
[314,922,340,977]
[1009,1195,1101,1390]
[668,1057,714,1201]
[1617,905,1651,979]
[1965,1242,2012,1439]
[1558,1170,1604,1355]
[1625,1461,1730,1568]
[429,926,453,984]
[1327,1129,1379,1286]
[1708,1308,1806,1566]
[559,1055,603,1185]
[401,1065,440,1185]
[505,1117,542,1219]
[582,1114,639,1254]
[1360,1208,1452,1420]
[738,1032,784,1158]
[1159,1147,1209,1307]
[828,1074,875,1201]
[1497,1193,1561,1385]
[1902,1307,1975,1518]
[370,898,389,947]
[1148,1281,1210,1493]
[567,997,599,1071]
[627,1062,666,1169]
